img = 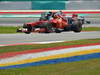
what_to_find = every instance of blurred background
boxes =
[0,0,100,26]
[0,0,100,10]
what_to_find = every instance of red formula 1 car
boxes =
[17,11,83,34]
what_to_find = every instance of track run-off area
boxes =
[0,31,100,69]
[0,43,100,69]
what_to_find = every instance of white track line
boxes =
[0,41,64,47]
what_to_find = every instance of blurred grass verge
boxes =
[0,26,100,34]
[0,58,100,75]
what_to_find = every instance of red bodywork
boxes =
[50,17,68,29]
[26,20,47,26]
[25,16,68,32]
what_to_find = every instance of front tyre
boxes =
[23,24,32,34]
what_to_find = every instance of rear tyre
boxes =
[71,20,82,33]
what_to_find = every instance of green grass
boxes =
[0,26,17,33]
[0,38,100,54]
[82,27,100,31]
[0,26,100,33]
[0,58,100,75]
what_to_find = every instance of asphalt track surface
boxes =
[0,17,100,45]
[0,31,100,45]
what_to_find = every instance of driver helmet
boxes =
[47,11,52,16]
[53,13,60,18]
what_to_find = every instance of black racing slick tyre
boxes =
[71,20,82,33]
[23,24,32,34]
[24,32,31,34]
[41,22,53,33]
